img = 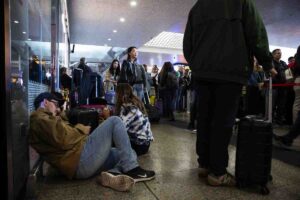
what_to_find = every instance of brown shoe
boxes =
[198,167,209,178]
[207,173,236,186]
[97,172,135,192]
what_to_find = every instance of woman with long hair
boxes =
[115,83,154,156]
[118,47,146,101]
[104,59,120,92]
[158,62,179,121]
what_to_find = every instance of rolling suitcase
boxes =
[235,75,273,195]
[67,108,99,133]
[144,91,160,122]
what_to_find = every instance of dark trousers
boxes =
[161,89,176,119]
[189,90,198,126]
[273,88,288,122]
[285,87,295,125]
[285,111,300,142]
[130,142,150,156]
[196,81,242,176]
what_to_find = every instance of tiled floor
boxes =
[36,114,300,200]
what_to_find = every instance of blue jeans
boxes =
[76,116,138,179]
[133,83,144,101]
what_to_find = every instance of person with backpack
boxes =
[158,62,179,121]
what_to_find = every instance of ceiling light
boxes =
[108,38,111,41]
[14,20,19,24]
[120,17,125,22]
[22,31,26,34]
[130,1,137,7]
[113,30,117,33]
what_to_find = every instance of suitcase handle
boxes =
[264,73,272,123]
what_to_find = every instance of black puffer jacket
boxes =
[183,0,273,84]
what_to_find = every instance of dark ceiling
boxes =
[68,0,300,49]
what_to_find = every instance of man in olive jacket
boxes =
[183,0,277,186]
[29,92,155,192]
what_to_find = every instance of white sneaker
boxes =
[98,172,135,192]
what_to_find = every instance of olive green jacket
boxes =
[183,0,273,84]
[29,108,88,179]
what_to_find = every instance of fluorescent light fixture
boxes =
[120,17,125,22]
[113,30,117,33]
[22,31,26,34]
[130,1,137,7]
[14,20,19,24]
[108,38,112,41]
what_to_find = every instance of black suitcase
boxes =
[145,104,160,122]
[235,75,273,195]
[67,108,99,133]
[144,91,160,122]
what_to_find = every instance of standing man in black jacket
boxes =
[183,0,277,186]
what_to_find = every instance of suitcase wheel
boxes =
[268,175,273,182]
[260,185,270,195]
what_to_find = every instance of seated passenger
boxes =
[115,83,154,156]
[29,92,155,192]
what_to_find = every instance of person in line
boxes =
[60,67,72,91]
[115,83,154,156]
[143,64,153,98]
[271,49,289,125]
[274,45,300,148]
[29,92,155,192]
[288,56,295,65]
[183,0,277,186]
[118,46,147,101]
[104,59,120,92]
[151,65,159,98]
[158,62,179,121]
[246,57,265,116]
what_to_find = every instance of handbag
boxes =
[284,68,294,82]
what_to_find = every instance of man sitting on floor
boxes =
[29,92,155,192]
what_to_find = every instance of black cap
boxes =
[34,92,59,110]
[51,92,65,108]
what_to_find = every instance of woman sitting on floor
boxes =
[115,83,154,156]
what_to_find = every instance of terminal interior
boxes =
[1,0,300,199]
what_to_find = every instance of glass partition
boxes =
[7,0,69,198]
